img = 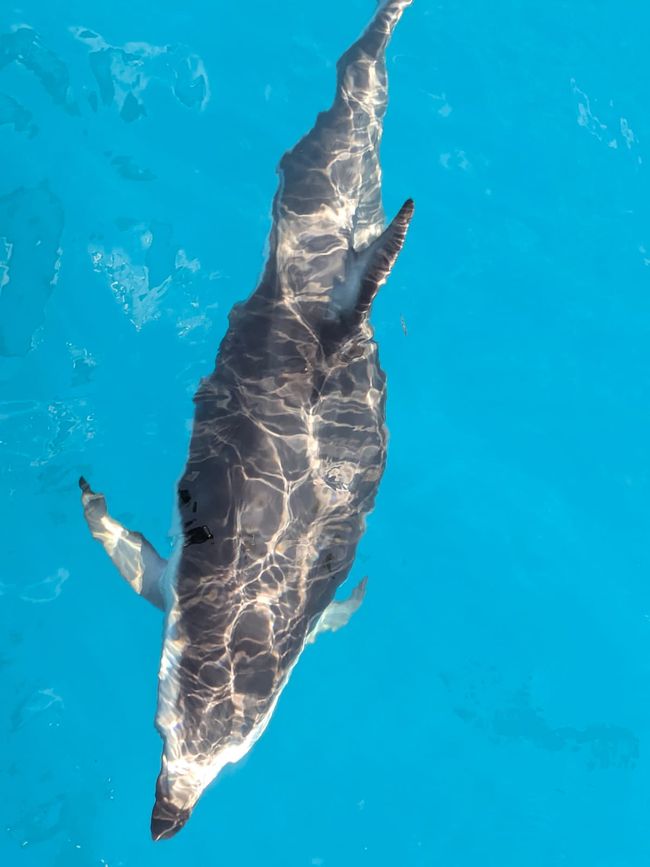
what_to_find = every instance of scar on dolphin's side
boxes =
[80,0,414,841]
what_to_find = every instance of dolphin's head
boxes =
[151,775,192,841]
[150,741,253,840]
[150,750,228,842]
[150,586,293,841]
[150,714,274,841]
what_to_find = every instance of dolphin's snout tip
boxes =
[151,797,191,842]
[79,475,93,496]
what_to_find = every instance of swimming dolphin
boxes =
[79,0,414,841]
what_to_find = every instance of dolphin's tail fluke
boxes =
[268,0,413,297]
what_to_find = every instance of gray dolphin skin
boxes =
[79,0,414,841]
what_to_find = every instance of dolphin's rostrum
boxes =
[80,0,414,840]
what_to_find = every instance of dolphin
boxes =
[79,0,414,841]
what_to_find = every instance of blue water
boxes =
[2,0,650,864]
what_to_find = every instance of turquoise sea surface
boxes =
[2,1,650,864]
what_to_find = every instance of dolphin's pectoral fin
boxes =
[79,476,166,611]
[356,198,414,315]
[307,577,368,644]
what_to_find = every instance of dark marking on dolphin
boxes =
[79,0,414,840]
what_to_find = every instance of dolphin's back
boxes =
[171,295,387,684]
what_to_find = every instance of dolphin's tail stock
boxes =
[265,0,414,306]
[333,0,415,248]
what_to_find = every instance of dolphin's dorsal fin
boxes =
[320,198,414,352]
[355,198,414,317]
